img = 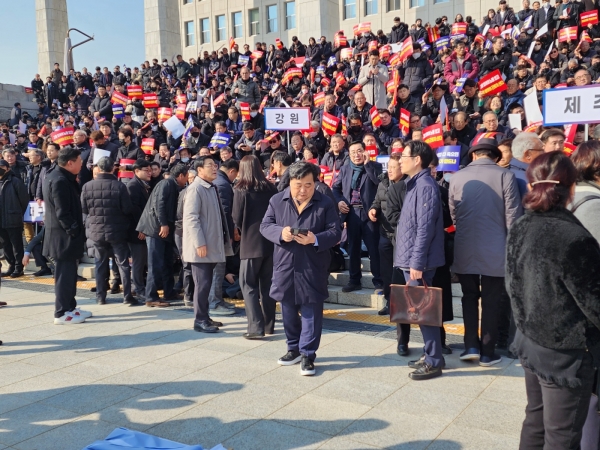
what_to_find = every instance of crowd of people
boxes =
[2,0,600,444]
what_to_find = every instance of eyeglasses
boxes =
[400,155,416,158]
[349,150,365,155]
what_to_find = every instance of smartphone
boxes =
[291,228,309,236]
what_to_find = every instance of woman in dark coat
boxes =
[232,155,279,339]
[506,151,600,449]
[260,161,341,376]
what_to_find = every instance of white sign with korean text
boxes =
[24,201,44,223]
[543,85,600,126]
[264,108,311,131]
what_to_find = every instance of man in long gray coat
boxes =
[182,157,233,333]
[449,138,523,366]
[357,50,389,109]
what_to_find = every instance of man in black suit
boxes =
[73,129,92,188]
[42,147,90,324]
[332,141,382,292]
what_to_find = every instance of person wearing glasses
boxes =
[471,111,515,146]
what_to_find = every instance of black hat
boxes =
[468,138,502,159]
[0,159,9,168]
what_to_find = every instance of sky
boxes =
[0,0,144,86]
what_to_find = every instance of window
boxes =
[183,0,192,4]
[410,0,424,6]
[200,18,210,44]
[285,2,296,30]
[232,12,243,38]
[216,15,226,41]
[249,8,260,36]
[434,0,449,3]
[267,5,278,33]
[387,0,400,11]
[184,21,195,46]
[365,0,378,15]
[343,0,356,19]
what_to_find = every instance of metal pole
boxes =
[585,123,589,142]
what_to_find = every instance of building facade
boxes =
[169,0,503,61]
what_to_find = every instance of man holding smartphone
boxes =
[234,122,264,160]
[261,162,341,376]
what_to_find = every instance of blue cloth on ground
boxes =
[83,427,204,450]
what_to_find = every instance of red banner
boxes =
[175,104,186,120]
[365,144,378,161]
[259,95,268,113]
[321,112,340,135]
[355,22,371,35]
[157,107,172,121]
[370,106,382,128]
[340,48,353,60]
[321,77,331,88]
[229,36,236,51]
[213,93,225,107]
[341,114,348,137]
[581,30,593,43]
[141,138,155,155]
[386,79,397,95]
[314,92,325,107]
[423,124,444,149]
[142,93,158,108]
[335,73,346,88]
[334,34,347,48]
[250,51,264,60]
[368,40,378,53]
[275,38,284,50]
[478,69,508,97]
[473,132,498,144]
[239,102,251,121]
[111,91,129,106]
[451,22,467,36]
[558,26,578,42]
[282,67,303,85]
[388,52,402,67]
[399,37,413,62]
[118,158,136,178]
[564,142,577,156]
[127,85,142,99]
[380,45,391,60]
[581,10,598,27]
[50,127,74,147]
[399,109,410,136]
[427,25,440,43]
[176,94,187,104]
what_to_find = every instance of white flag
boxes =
[210,95,215,114]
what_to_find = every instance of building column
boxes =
[144,0,182,63]
[36,0,69,78]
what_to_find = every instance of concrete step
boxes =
[19,260,96,279]
[329,270,375,289]
[343,257,371,272]
[327,285,385,309]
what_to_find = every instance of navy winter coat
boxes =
[332,161,382,222]
[260,188,341,305]
[394,168,445,271]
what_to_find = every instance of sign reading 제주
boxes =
[542,85,600,126]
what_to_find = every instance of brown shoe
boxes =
[0,301,7,307]
[145,301,170,308]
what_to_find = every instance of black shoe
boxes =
[90,287,97,292]
[409,356,446,370]
[123,296,140,307]
[243,332,265,340]
[193,320,219,333]
[97,298,106,305]
[378,305,389,316]
[278,350,302,366]
[409,363,443,380]
[441,344,453,355]
[109,285,121,294]
[163,293,183,301]
[372,281,384,290]
[300,356,315,376]
[236,290,244,300]
[33,267,52,277]
[77,275,87,282]
[341,283,362,293]
[10,271,24,278]
[397,344,410,356]
[1,267,15,277]
[208,319,223,327]
[496,341,508,350]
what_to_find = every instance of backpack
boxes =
[328,245,346,273]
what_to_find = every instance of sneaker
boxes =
[459,348,480,361]
[222,300,236,309]
[300,356,315,376]
[278,350,302,366]
[210,304,235,316]
[479,354,503,367]
[73,308,93,319]
[341,283,362,293]
[54,311,86,325]
[409,363,442,380]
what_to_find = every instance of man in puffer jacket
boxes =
[81,157,135,306]
[397,43,433,99]
[231,67,261,105]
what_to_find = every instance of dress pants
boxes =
[281,301,324,362]
[497,287,516,347]
[239,255,276,335]
[191,262,216,323]
[145,236,175,301]
[208,261,226,308]
[346,207,381,286]
[378,235,394,302]
[402,269,443,368]
[519,353,594,450]
[0,226,24,272]
[31,242,49,270]
[392,268,411,345]
[174,234,194,301]
[93,240,131,300]
[54,259,78,318]
[458,274,504,357]
[128,242,147,298]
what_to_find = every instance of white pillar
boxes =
[36,0,69,78]
[144,0,182,63]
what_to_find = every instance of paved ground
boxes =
[0,282,526,450]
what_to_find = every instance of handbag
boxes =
[389,280,443,327]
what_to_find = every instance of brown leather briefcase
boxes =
[389,280,443,327]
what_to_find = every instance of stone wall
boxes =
[0,84,39,123]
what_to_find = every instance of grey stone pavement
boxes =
[0,284,526,450]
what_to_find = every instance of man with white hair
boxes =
[508,132,545,197]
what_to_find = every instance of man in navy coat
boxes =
[260,161,341,376]
[332,141,382,292]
